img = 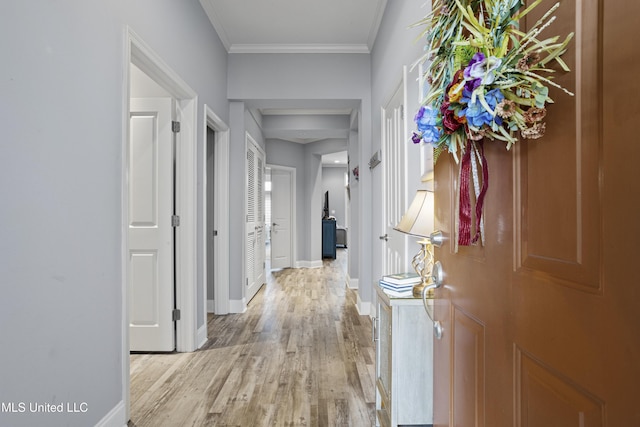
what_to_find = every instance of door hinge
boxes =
[172,215,180,227]
[172,309,181,321]
[172,121,181,133]
[213,230,218,236]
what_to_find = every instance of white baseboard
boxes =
[295,260,323,269]
[207,299,215,313]
[355,292,371,317]
[347,276,359,290]
[229,298,247,314]
[196,323,208,349]
[94,400,127,427]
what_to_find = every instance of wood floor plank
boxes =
[128,249,375,427]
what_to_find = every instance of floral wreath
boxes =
[412,0,574,247]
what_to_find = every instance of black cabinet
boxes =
[322,220,336,259]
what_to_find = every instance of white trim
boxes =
[228,43,371,54]
[198,0,232,51]
[175,95,198,354]
[295,260,323,269]
[207,299,215,313]
[367,0,389,51]
[128,28,199,353]
[196,324,208,349]
[203,105,231,317]
[122,26,200,420]
[266,164,297,270]
[347,276,359,290]
[355,292,371,317]
[229,298,248,314]
[94,400,127,427]
[120,27,132,424]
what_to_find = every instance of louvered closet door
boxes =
[245,133,265,302]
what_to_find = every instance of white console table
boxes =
[374,284,434,427]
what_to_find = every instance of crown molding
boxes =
[229,43,371,54]
[198,0,232,51]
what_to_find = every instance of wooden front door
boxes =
[432,1,640,425]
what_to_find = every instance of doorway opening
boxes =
[203,105,230,317]
[206,126,216,314]
[265,168,272,269]
[123,27,199,420]
[266,165,296,271]
[128,70,177,353]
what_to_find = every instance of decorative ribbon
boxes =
[472,140,488,244]
[457,139,489,246]
[458,140,473,246]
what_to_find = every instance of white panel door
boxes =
[245,135,265,302]
[270,168,292,269]
[381,82,409,276]
[129,97,175,352]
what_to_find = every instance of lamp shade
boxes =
[394,190,434,238]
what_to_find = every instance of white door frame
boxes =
[267,164,297,269]
[121,27,199,420]
[244,132,267,303]
[380,68,410,278]
[202,105,230,318]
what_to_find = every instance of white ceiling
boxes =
[321,151,349,166]
[199,0,388,54]
[198,0,387,152]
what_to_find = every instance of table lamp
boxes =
[394,189,436,297]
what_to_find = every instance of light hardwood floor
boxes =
[129,249,376,427]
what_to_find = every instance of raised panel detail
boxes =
[130,113,158,228]
[515,0,602,293]
[451,305,485,427]
[515,348,604,427]
[129,251,159,326]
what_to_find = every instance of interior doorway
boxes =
[123,27,199,420]
[206,126,215,313]
[128,89,176,352]
[203,105,230,317]
[268,166,296,270]
[265,168,272,268]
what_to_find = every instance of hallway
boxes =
[129,249,375,426]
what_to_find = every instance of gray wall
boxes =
[228,53,371,101]
[303,139,348,262]
[348,129,361,282]
[369,0,432,289]
[0,1,228,426]
[322,167,348,226]
[229,53,371,291]
[265,139,306,263]
[228,102,246,301]
[265,138,348,265]
[0,1,436,423]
